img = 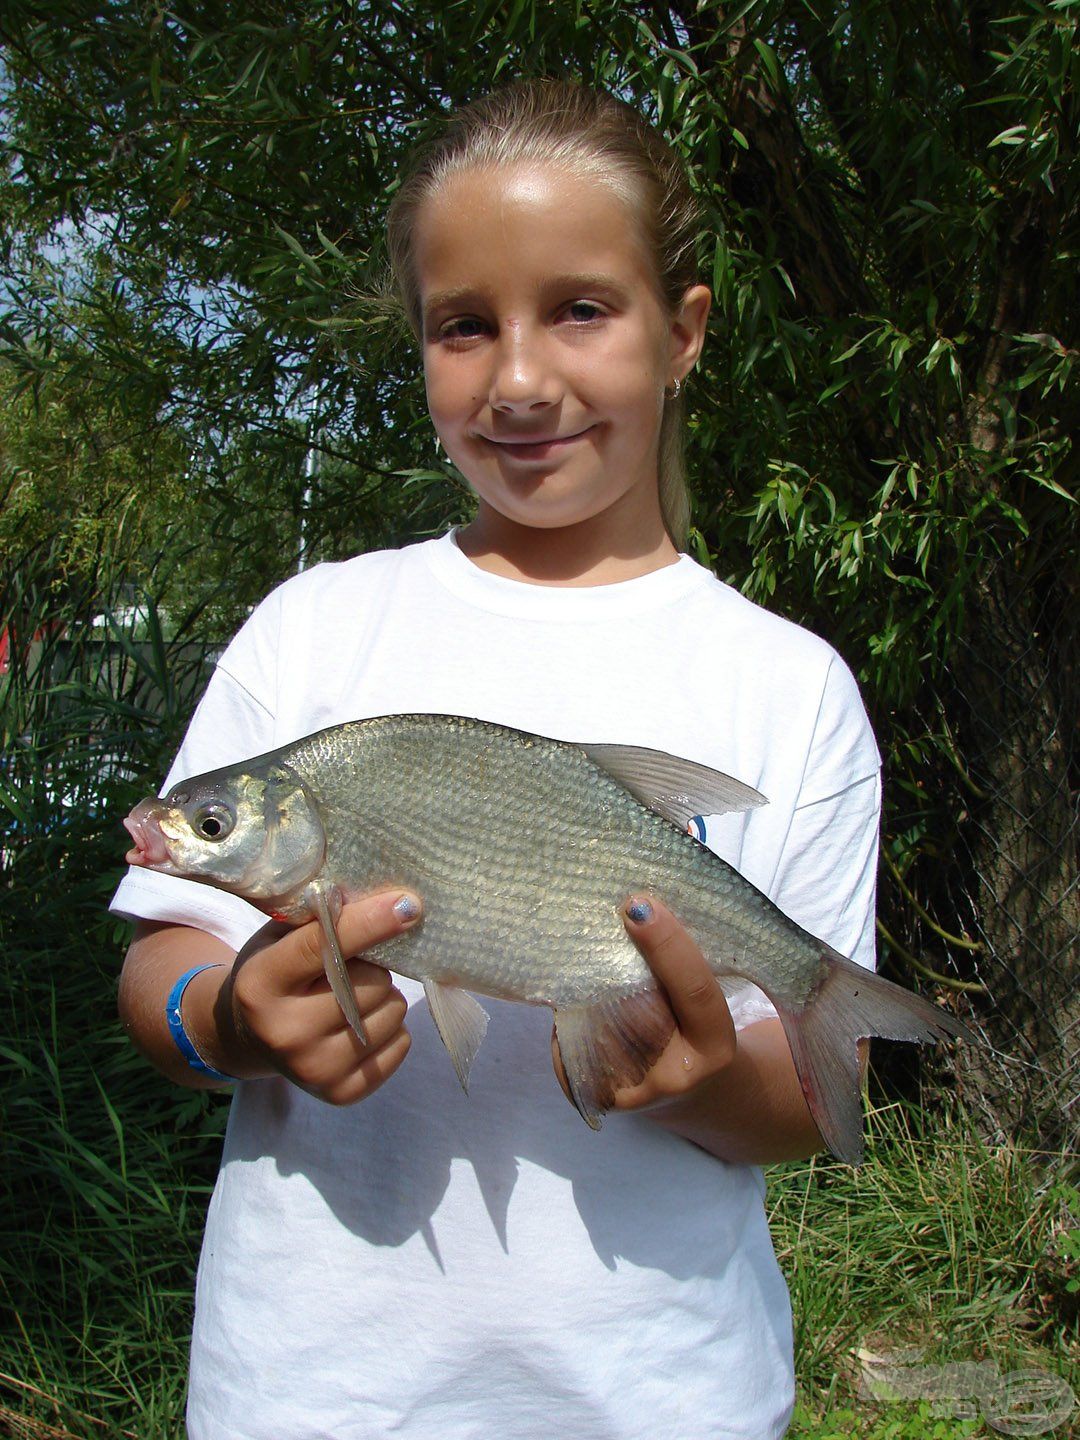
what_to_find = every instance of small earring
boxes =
[666,377,682,401]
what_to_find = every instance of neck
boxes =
[456,504,681,588]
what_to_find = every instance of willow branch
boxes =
[882,850,985,952]
[875,918,987,995]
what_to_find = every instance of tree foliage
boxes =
[683,2,1078,681]
[2,2,1075,638]
[1,1,1076,1132]
[1,4,1077,1431]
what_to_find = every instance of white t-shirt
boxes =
[112,532,881,1440]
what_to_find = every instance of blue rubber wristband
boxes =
[166,964,237,1084]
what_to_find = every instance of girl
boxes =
[114,80,880,1439]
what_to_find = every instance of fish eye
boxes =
[192,803,234,842]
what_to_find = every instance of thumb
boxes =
[238,890,422,1002]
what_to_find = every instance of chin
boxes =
[477,482,618,531]
[502,500,612,531]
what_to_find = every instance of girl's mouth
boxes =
[482,427,595,461]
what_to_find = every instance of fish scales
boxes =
[287,714,811,1008]
[123,711,975,1162]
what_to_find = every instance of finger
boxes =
[277,987,410,1072]
[336,892,423,960]
[265,982,410,1052]
[296,954,396,1006]
[292,1026,414,1107]
[242,890,423,1002]
[623,896,736,1058]
[313,1028,414,1107]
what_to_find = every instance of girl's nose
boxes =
[488,327,560,412]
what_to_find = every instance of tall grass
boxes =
[775,1099,1079,1435]
[1,554,229,1439]
[1,557,1076,1439]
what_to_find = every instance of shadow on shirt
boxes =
[219,983,774,1286]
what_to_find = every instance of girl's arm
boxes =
[118,892,422,1105]
[648,1018,830,1165]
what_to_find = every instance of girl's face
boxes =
[414,162,708,546]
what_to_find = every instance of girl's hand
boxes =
[612,896,738,1111]
[219,891,422,1106]
[549,896,737,1116]
[560,894,827,1164]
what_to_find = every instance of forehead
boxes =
[412,161,658,304]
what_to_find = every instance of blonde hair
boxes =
[386,79,701,547]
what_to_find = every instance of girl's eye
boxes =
[563,301,604,324]
[439,317,488,342]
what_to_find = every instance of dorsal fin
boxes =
[581,742,767,829]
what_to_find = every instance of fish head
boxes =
[123,760,326,906]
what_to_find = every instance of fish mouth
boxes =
[123,800,174,869]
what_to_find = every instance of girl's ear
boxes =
[669,284,711,383]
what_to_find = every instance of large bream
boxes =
[124,712,973,1162]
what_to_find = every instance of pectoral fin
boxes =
[424,979,489,1092]
[307,883,368,1046]
[553,988,676,1129]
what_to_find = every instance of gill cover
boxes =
[251,763,327,899]
[160,760,326,902]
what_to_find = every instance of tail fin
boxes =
[776,949,976,1165]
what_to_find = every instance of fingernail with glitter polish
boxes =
[393,894,421,923]
[626,898,653,924]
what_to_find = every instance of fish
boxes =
[123,712,974,1162]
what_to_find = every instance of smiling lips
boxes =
[481,427,594,458]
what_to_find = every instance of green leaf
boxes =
[314,223,348,262]
[752,38,781,88]
[273,224,321,275]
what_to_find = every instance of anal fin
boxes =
[307,883,368,1046]
[554,988,676,1129]
[424,980,489,1092]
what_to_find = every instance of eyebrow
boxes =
[422,286,482,322]
[542,272,628,297]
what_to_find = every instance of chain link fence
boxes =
[879,550,1078,1166]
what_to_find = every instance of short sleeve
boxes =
[772,652,880,965]
[724,655,881,1030]
[109,595,285,952]
[774,771,881,970]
